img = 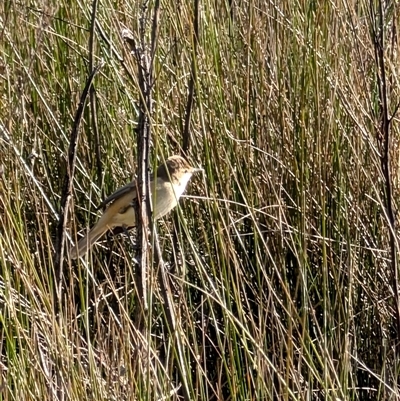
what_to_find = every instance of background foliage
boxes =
[1,0,400,400]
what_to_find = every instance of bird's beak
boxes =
[192,167,204,174]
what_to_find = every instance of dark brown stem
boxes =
[122,2,192,397]
[88,0,104,199]
[372,0,400,358]
[182,0,200,153]
[54,61,104,301]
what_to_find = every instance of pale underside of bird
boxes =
[70,155,202,259]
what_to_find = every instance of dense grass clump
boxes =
[1,0,400,400]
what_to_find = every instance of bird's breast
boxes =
[152,179,177,219]
[151,173,192,219]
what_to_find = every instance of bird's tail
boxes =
[70,220,109,259]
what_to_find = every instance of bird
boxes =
[70,155,203,259]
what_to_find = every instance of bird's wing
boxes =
[96,179,138,210]
[96,170,156,210]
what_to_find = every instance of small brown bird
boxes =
[70,155,202,259]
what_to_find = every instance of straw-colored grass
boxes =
[1,0,400,399]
